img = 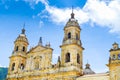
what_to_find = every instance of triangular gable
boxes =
[28,45,46,53]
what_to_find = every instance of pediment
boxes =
[29,45,46,53]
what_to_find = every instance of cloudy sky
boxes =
[0,0,120,73]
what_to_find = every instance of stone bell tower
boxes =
[7,27,29,76]
[107,42,120,80]
[60,10,84,75]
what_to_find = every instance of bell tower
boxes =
[7,27,29,75]
[60,10,84,75]
[107,42,120,80]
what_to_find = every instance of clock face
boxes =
[118,54,120,60]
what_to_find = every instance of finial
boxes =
[48,42,50,47]
[87,60,89,64]
[58,56,60,62]
[21,23,25,34]
[109,57,111,63]
[48,42,51,46]
[86,60,90,69]
[38,37,42,46]
[112,42,119,49]
[71,6,74,19]
[46,42,51,48]
[72,6,73,13]
[57,56,61,67]
[113,42,118,45]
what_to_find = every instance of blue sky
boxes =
[0,0,120,73]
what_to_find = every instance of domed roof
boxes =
[83,63,95,75]
[14,28,29,44]
[112,42,118,45]
[64,12,80,30]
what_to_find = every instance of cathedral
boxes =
[7,11,120,80]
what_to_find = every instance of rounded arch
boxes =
[76,34,79,40]
[11,63,15,71]
[22,46,25,52]
[20,63,24,70]
[68,32,71,39]
[77,54,80,64]
[65,53,70,62]
[16,46,18,51]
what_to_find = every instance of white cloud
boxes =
[36,0,48,5]
[84,0,120,33]
[25,0,120,34]
[24,0,48,8]
[35,0,89,25]
[39,20,44,28]
[0,64,7,68]
[52,53,60,64]
[45,6,89,25]
[0,64,2,67]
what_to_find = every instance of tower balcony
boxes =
[63,38,81,45]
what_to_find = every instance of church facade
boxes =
[7,12,120,80]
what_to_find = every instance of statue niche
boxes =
[34,56,42,69]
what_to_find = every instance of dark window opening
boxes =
[68,32,71,39]
[16,46,18,51]
[22,46,25,52]
[65,53,70,62]
[76,34,79,40]
[11,63,15,71]
[20,63,24,70]
[77,54,80,64]
[112,55,116,60]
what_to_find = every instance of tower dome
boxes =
[83,63,95,75]
[64,9,81,30]
[14,28,29,45]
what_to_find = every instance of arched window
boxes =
[76,34,79,40]
[22,46,25,52]
[65,53,70,62]
[118,54,120,60]
[112,55,116,60]
[16,46,18,51]
[77,54,80,64]
[20,63,24,70]
[11,63,15,71]
[68,32,71,39]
